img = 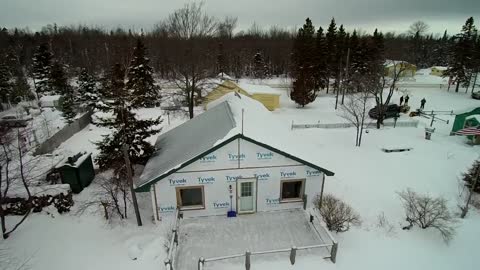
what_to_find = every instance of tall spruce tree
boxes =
[0,57,12,104]
[334,24,347,92]
[77,68,98,109]
[252,52,268,79]
[126,39,159,108]
[10,70,33,103]
[291,18,317,107]
[49,61,70,95]
[32,43,52,97]
[95,63,162,170]
[61,85,76,123]
[315,26,328,89]
[445,17,477,92]
[325,18,337,93]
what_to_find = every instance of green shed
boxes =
[56,153,95,193]
[451,107,480,135]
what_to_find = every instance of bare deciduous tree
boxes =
[370,60,406,128]
[162,1,219,118]
[314,194,361,233]
[398,188,457,243]
[0,128,38,239]
[407,21,430,36]
[217,16,238,39]
[339,91,371,146]
[164,1,218,39]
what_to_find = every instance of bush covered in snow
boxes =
[398,188,457,243]
[314,194,361,232]
[4,192,74,215]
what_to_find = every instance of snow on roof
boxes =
[137,101,236,188]
[432,66,448,71]
[384,60,413,67]
[237,81,281,95]
[39,95,62,102]
[137,92,334,190]
[56,153,92,169]
[466,114,480,122]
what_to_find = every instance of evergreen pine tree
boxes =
[32,43,52,96]
[0,57,12,104]
[462,160,480,193]
[325,18,337,93]
[445,17,477,92]
[290,18,318,107]
[315,26,328,89]
[217,42,226,77]
[334,24,347,92]
[126,39,159,108]
[49,61,70,95]
[95,63,162,170]
[77,68,98,109]
[253,52,268,79]
[61,85,76,123]
[10,70,34,103]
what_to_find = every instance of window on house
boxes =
[280,179,305,201]
[176,186,204,209]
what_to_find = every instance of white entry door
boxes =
[237,178,256,214]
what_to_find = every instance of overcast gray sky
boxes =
[1,0,479,35]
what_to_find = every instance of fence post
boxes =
[198,257,205,270]
[330,242,338,263]
[290,246,297,265]
[302,194,307,210]
[173,229,178,244]
[245,250,251,270]
[164,259,171,270]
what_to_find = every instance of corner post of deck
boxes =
[164,259,172,270]
[290,246,297,265]
[331,241,338,263]
[198,257,205,270]
[245,250,251,270]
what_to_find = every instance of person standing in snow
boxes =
[404,95,410,105]
[400,96,404,106]
[420,98,426,110]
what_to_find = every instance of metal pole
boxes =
[430,115,435,127]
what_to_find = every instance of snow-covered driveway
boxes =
[175,209,330,270]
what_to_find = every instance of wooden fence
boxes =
[197,210,338,270]
[164,209,182,270]
[291,119,419,130]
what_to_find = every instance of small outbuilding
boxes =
[204,80,281,111]
[384,60,417,77]
[430,66,448,77]
[136,93,334,219]
[451,107,480,134]
[56,152,95,193]
[39,95,63,110]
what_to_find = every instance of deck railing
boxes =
[164,209,182,270]
[197,210,338,270]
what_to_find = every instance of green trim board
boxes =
[135,133,334,192]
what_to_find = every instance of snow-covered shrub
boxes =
[462,160,480,193]
[314,194,361,232]
[376,212,396,235]
[4,192,73,215]
[398,188,457,243]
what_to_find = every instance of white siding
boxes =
[153,138,324,218]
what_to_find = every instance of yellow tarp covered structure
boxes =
[204,80,280,111]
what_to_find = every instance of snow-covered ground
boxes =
[1,75,480,270]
